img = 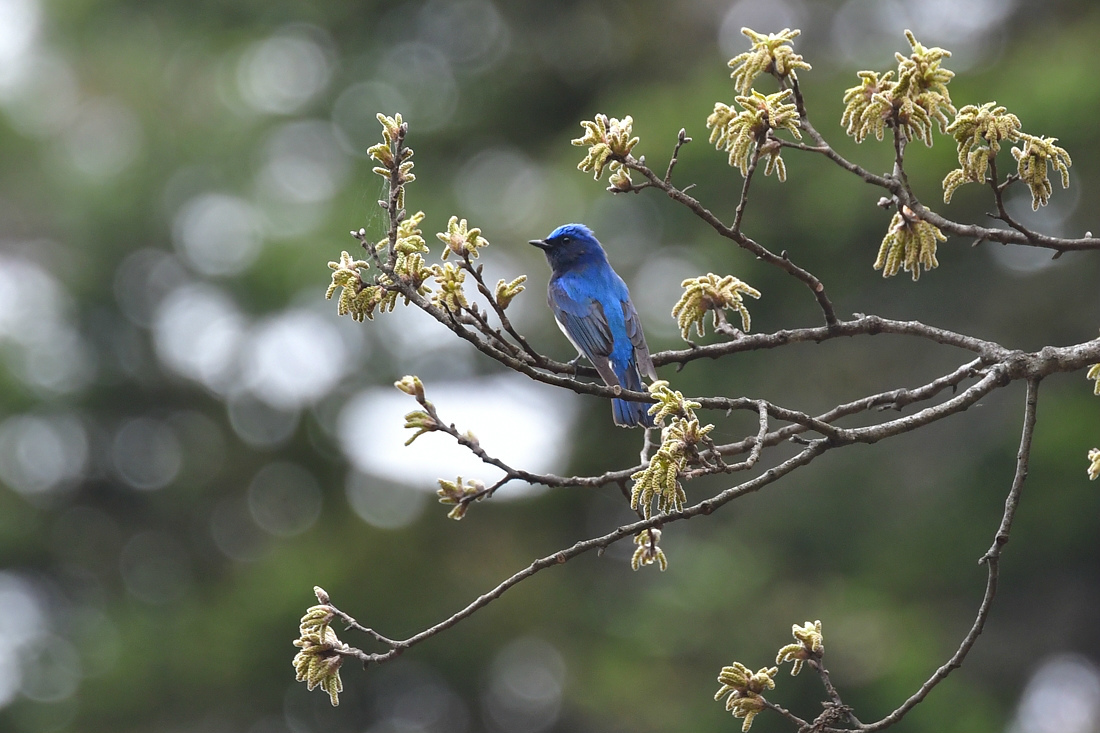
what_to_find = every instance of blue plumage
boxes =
[529,224,656,428]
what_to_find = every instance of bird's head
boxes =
[529,223,608,271]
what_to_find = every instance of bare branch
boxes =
[320,51,1100,726]
[763,698,812,730]
[986,155,1035,241]
[734,148,762,235]
[333,440,831,667]
[330,368,1056,674]
[654,315,1009,370]
[461,253,544,363]
[785,114,1100,255]
[622,155,839,326]
[665,128,692,184]
[859,378,1041,732]
[807,658,863,729]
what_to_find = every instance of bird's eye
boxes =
[561,236,571,244]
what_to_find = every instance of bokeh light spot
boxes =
[19,635,82,703]
[831,0,1015,70]
[586,195,663,269]
[0,0,41,92]
[227,392,300,448]
[256,120,351,204]
[0,413,87,496]
[172,193,264,277]
[1009,654,1100,733]
[417,0,510,74]
[247,461,322,537]
[242,308,348,409]
[455,148,550,233]
[112,417,182,491]
[119,531,193,605]
[0,573,46,708]
[630,249,710,342]
[62,97,143,180]
[378,42,457,132]
[210,496,269,563]
[345,472,427,530]
[0,49,78,137]
[337,375,575,492]
[483,637,565,733]
[153,282,246,393]
[368,660,470,733]
[114,248,191,329]
[0,254,94,394]
[236,26,333,115]
[331,81,409,157]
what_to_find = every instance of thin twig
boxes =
[710,358,985,459]
[734,149,762,235]
[987,155,1036,242]
[858,378,1041,732]
[764,699,812,730]
[890,124,912,197]
[640,426,657,465]
[665,128,692,184]
[786,117,1099,254]
[807,658,863,728]
[335,440,831,667]
[654,315,1010,369]
[622,155,838,326]
[462,253,544,363]
[331,374,1055,670]
[328,606,400,649]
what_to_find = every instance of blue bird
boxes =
[529,224,657,428]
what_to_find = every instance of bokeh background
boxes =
[2,0,1100,731]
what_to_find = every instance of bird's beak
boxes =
[529,238,549,250]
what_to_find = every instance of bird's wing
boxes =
[548,280,620,386]
[622,299,657,380]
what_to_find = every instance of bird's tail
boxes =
[612,360,654,428]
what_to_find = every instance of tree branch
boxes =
[858,378,1041,732]
[623,155,839,326]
